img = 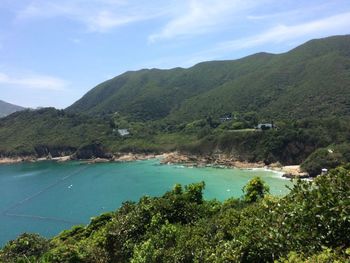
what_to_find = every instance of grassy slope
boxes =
[67,35,350,122]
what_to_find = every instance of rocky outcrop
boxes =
[113,153,158,162]
[160,152,266,169]
[73,142,113,160]
[282,173,309,179]
[273,165,310,179]
[34,145,76,158]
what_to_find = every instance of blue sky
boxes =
[0,0,349,108]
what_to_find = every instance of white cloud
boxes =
[86,10,155,32]
[221,12,350,50]
[193,12,350,61]
[17,1,72,20]
[0,72,68,91]
[16,0,168,33]
[148,0,259,43]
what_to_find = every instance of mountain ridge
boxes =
[0,100,25,118]
[67,34,350,121]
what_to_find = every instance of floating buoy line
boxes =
[1,166,88,225]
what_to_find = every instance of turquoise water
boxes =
[0,159,292,246]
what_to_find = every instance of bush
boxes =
[0,233,49,263]
[277,248,350,263]
[242,176,270,202]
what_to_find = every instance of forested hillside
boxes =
[67,35,350,121]
[2,107,350,177]
[0,108,110,157]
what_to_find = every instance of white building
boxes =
[256,123,274,130]
[118,129,130,136]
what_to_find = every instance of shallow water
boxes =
[0,159,292,246]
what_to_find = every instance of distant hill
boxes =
[0,100,25,118]
[0,108,110,156]
[67,35,350,121]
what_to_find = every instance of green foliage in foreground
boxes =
[242,176,270,202]
[1,166,350,262]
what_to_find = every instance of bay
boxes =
[0,159,292,246]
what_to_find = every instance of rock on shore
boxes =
[160,152,266,169]
[160,152,309,178]
[278,165,309,179]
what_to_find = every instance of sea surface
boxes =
[0,159,293,246]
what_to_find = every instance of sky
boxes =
[0,0,349,109]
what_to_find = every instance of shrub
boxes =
[242,176,270,202]
[0,233,49,263]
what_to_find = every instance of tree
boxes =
[185,181,205,204]
[0,233,49,263]
[242,177,270,202]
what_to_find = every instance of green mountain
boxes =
[67,35,350,121]
[1,35,350,168]
[0,100,25,118]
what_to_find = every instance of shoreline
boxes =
[0,153,167,165]
[0,152,309,178]
[159,152,309,179]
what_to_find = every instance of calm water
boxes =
[0,159,292,246]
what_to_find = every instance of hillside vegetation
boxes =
[67,35,350,122]
[1,165,349,262]
[1,35,350,176]
[1,106,350,176]
[0,108,196,157]
[0,108,109,156]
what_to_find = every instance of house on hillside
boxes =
[117,129,130,136]
[219,114,232,122]
[256,123,274,130]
